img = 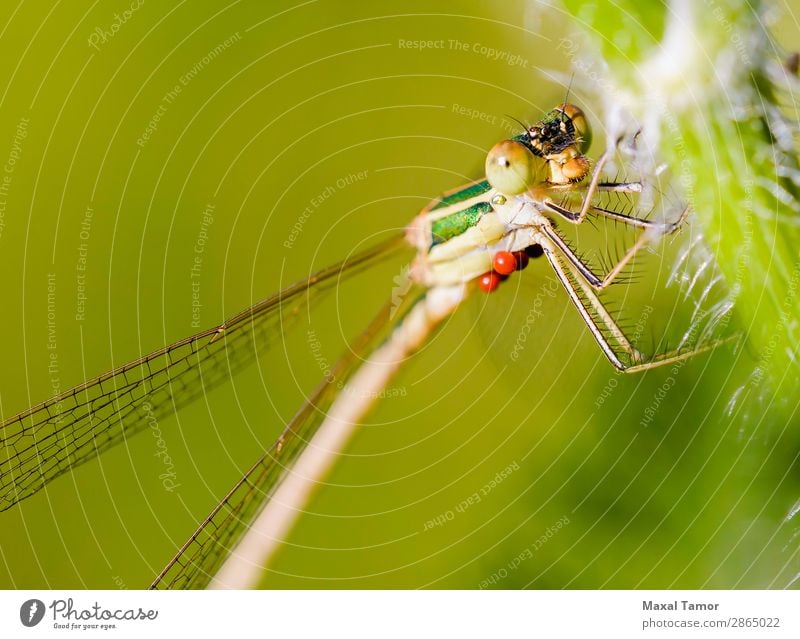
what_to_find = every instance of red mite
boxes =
[492,251,517,275]
[478,248,536,292]
[478,271,502,293]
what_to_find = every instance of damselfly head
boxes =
[524,103,591,156]
[491,103,593,191]
[520,103,592,185]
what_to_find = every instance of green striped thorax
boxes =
[429,183,494,247]
[405,178,525,288]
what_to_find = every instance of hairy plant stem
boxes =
[562,0,800,415]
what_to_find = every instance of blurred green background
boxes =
[0,0,798,589]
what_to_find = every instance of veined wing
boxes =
[0,236,405,511]
[149,288,415,590]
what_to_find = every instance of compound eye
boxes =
[485,140,543,195]
[560,103,592,153]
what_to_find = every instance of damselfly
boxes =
[0,103,725,589]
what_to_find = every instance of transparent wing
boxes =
[149,291,407,589]
[0,236,404,511]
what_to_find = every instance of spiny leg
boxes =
[540,238,640,369]
[584,200,687,232]
[540,237,729,373]
[540,219,652,291]
[541,207,688,292]
[597,181,642,193]
[547,180,642,194]
[538,188,690,290]
[621,338,735,373]
[544,182,687,233]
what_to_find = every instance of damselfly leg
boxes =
[536,187,728,373]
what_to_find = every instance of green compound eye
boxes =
[485,139,543,195]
